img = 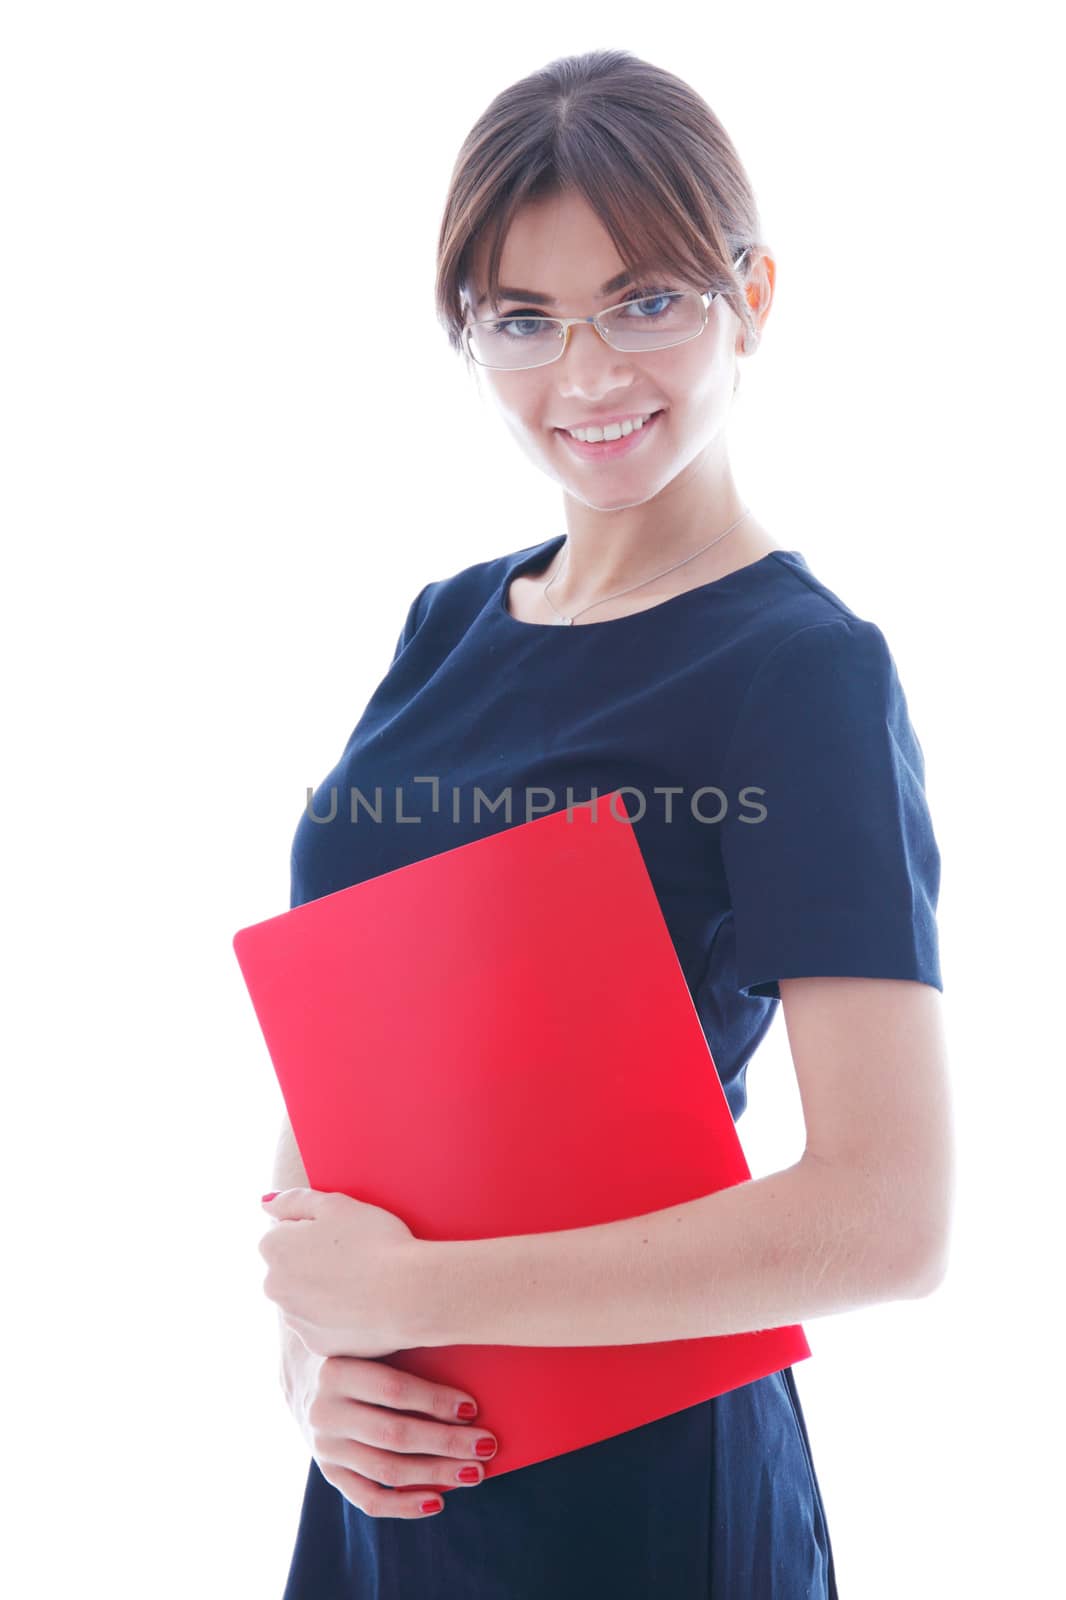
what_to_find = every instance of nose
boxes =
[555,320,635,393]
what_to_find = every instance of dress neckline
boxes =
[495,535,799,631]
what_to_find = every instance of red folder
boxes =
[233,790,810,1487]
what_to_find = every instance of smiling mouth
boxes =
[553,408,665,456]
[554,409,662,441]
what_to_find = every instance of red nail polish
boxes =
[261,1192,278,1202]
[455,1401,477,1420]
[420,1497,443,1514]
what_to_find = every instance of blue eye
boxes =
[489,284,682,341]
[622,287,679,318]
[495,314,548,340]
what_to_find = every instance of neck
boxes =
[545,448,755,607]
[546,512,755,613]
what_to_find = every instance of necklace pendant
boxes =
[555,613,573,626]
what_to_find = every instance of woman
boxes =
[265,48,953,1599]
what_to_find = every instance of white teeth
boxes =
[566,412,654,443]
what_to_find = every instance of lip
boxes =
[554,409,664,461]
[555,408,662,430]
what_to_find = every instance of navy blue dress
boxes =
[280,535,944,1599]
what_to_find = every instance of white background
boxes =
[4,4,1062,1595]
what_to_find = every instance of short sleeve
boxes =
[719,617,943,1000]
[389,582,431,666]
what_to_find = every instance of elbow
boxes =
[913,1229,952,1297]
[909,1153,957,1297]
[895,1213,953,1299]
[904,1251,947,1300]
[891,1144,956,1299]
[836,1178,950,1300]
[809,1150,954,1301]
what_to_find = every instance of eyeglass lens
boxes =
[468,290,706,370]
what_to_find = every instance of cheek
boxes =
[657,343,718,398]
[666,367,732,436]
[488,372,548,426]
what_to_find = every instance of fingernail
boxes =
[456,1466,481,1483]
[420,1497,443,1514]
[261,1192,278,1202]
[455,1401,477,1420]
[474,1437,497,1458]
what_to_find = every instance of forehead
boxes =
[467,190,657,309]
[472,266,650,311]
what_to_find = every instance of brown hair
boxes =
[434,49,765,373]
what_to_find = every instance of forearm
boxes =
[278,1309,318,1408]
[414,1154,937,1349]
[271,1119,319,1408]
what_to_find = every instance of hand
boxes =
[292,1353,499,1519]
[259,1187,423,1359]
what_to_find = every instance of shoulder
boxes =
[747,550,917,679]
[722,611,931,822]
[726,552,903,710]
[730,613,907,741]
[411,536,556,628]
[745,550,880,648]
[750,612,897,689]
[723,559,926,768]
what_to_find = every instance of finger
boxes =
[336,1399,497,1465]
[330,1355,480,1424]
[261,1187,320,1220]
[325,1435,485,1493]
[319,1460,446,1520]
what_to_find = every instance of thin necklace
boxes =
[542,508,753,625]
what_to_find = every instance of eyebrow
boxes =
[474,269,639,310]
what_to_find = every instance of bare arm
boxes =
[269,1116,319,1411]
[412,978,955,1348]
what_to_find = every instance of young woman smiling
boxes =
[263,47,953,1600]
